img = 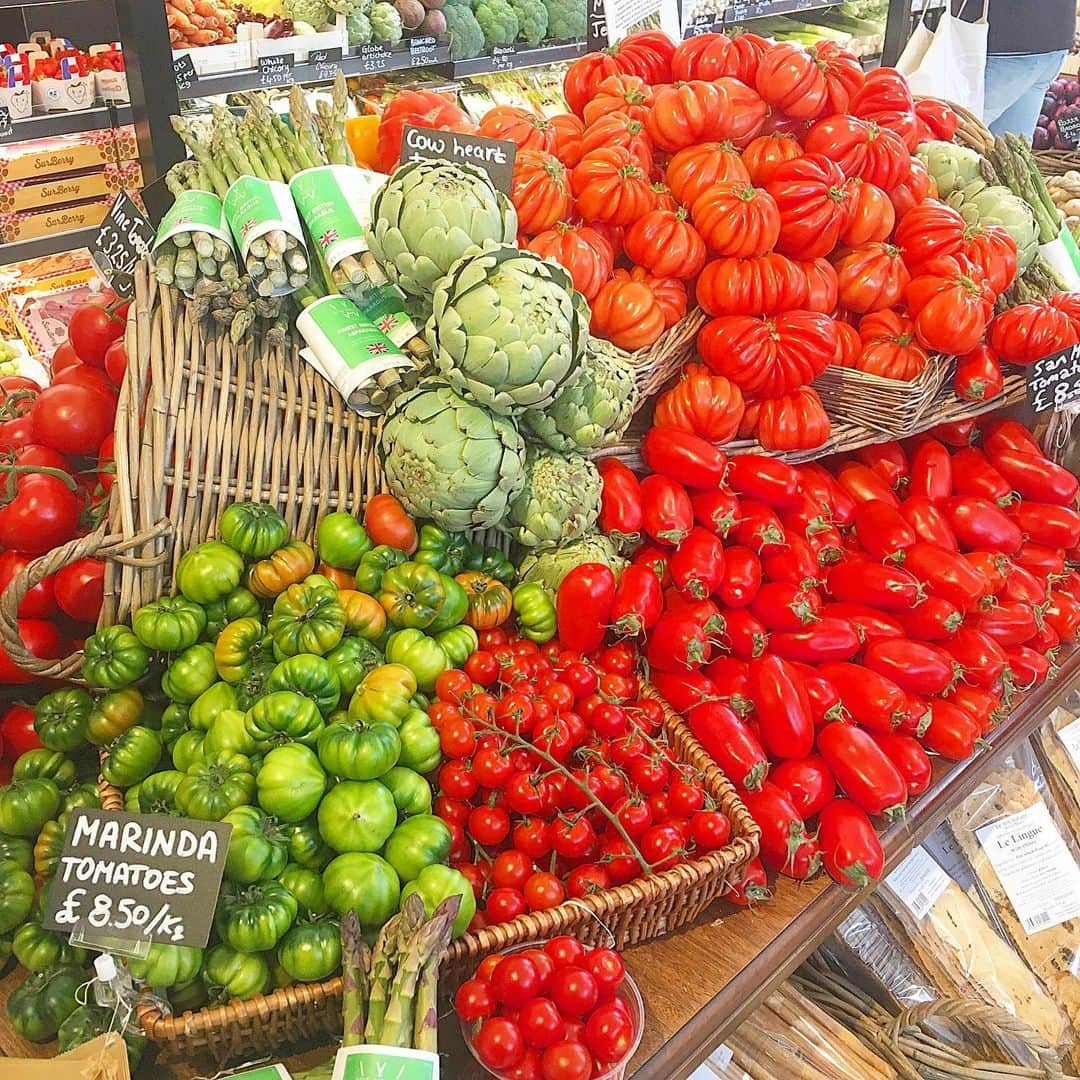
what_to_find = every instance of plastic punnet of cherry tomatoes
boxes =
[461,939,640,1079]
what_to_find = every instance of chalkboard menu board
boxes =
[42,808,231,948]
[1027,342,1080,412]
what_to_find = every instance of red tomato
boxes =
[742,781,819,878]
[540,1041,593,1080]
[585,1003,634,1064]
[817,722,908,818]
[31,383,114,457]
[863,638,957,696]
[818,799,884,888]
[1008,502,1080,549]
[669,527,726,601]
[922,700,980,759]
[826,560,923,611]
[103,338,127,385]
[895,595,962,640]
[853,499,917,561]
[0,619,63,684]
[0,469,80,555]
[904,543,991,611]
[939,627,1008,689]
[0,703,40,757]
[726,454,801,508]
[455,979,496,1023]
[817,661,907,733]
[770,754,836,818]
[899,495,957,550]
[51,364,119,407]
[68,301,126,367]
[717,546,762,608]
[640,475,694,546]
[907,438,953,502]
[723,856,770,906]
[51,341,80,375]
[52,557,104,624]
[748,654,813,761]
[557,564,615,654]
[688,700,769,791]
[597,458,643,542]
[0,550,55,618]
[869,731,932,796]
[646,612,711,672]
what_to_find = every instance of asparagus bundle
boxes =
[154,160,239,295]
[988,133,1064,246]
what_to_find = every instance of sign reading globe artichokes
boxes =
[366,159,638,548]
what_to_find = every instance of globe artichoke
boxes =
[518,531,626,589]
[946,179,1039,270]
[380,380,526,530]
[428,244,587,416]
[502,446,600,550]
[368,160,516,300]
[521,337,638,452]
[916,140,983,198]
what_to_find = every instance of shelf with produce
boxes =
[440,39,587,78]
[3,103,132,140]
[174,39,452,101]
[683,0,842,35]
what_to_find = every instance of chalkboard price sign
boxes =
[92,191,155,300]
[1058,113,1080,147]
[259,53,294,89]
[0,108,13,141]
[400,124,516,194]
[174,53,198,94]
[42,808,231,948]
[1027,341,1080,412]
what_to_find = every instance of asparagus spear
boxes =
[364,911,404,1044]
[340,911,370,1047]
[413,895,461,1054]
[170,115,230,199]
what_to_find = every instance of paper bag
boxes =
[4,1034,129,1080]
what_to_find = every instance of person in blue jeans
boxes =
[977,0,1074,138]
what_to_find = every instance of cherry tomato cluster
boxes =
[430,631,732,930]
[0,298,126,684]
[587,416,1080,895]
[458,936,635,1080]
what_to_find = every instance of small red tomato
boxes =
[524,871,566,911]
[455,978,496,1022]
[689,809,732,850]
[520,998,566,1049]
[540,1040,593,1080]
[486,887,529,924]
[549,966,599,1017]
[544,935,586,968]
[474,1016,526,1071]
[585,1001,635,1063]
[583,948,626,995]
[491,955,541,1009]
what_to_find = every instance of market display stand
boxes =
[3,647,1071,1078]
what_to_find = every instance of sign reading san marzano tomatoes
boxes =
[42,808,230,947]
[1027,341,1080,411]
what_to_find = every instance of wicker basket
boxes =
[1034,148,1080,177]
[626,308,708,407]
[122,685,757,1061]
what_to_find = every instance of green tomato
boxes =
[6,962,85,1041]
[127,943,203,988]
[58,1003,147,1070]
[512,582,557,643]
[427,574,469,634]
[123,786,141,814]
[215,617,271,684]
[245,690,324,748]
[224,805,289,884]
[203,944,271,1003]
[216,879,297,952]
[378,562,446,630]
[235,659,277,713]
[277,863,327,916]
[177,541,245,605]
[317,779,396,853]
[269,654,341,716]
[353,545,406,595]
[0,778,60,836]
[220,502,290,559]
[317,719,400,781]
[256,744,327,822]
[327,637,383,698]
[132,596,207,652]
[322,852,400,929]
[13,920,87,973]
[413,524,469,577]
[0,857,33,932]
[204,708,259,758]
[434,625,478,669]
[0,832,33,872]
[278,916,341,982]
[61,781,99,816]
[170,727,206,772]
[161,643,219,704]
[86,687,144,746]
[316,512,372,571]
[190,681,238,731]
[285,818,334,871]
[161,703,190,750]
[82,625,149,690]
[168,975,209,1013]
[138,770,184,815]
[348,663,416,729]
[101,726,162,788]
[176,752,255,822]
[268,584,346,658]
[375,766,432,818]
[384,629,448,693]
[397,709,441,774]
[34,815,69,878]
[382,814,451,883]
[13,749,76,790]
[203,587,262,640]
[476,546,516,584]
[401,864,477,939]
[33,689,92,753]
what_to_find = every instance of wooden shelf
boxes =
[2,651,1077,1077]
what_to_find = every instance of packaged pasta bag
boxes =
[946,742,1080,1071]
[869,843,1070,1055]
[1033,694,1080,845]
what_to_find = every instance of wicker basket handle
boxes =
[0,520,173,682]
[888,998,1064,1079]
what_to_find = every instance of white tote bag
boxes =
[903,0,989,118]
[897,2,935,76]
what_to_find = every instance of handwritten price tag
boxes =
[42,808,230,948]
[1028,342,1080,412]
[258,53,294,88]
[92,191,154,300]
[173,53,197,94]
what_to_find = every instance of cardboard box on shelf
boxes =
[0,193,111,244]
[0,160,140,214]
[111,122,137,164]
[0,127,120,182]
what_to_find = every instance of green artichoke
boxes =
[368,160,516,300]
[369,1,403,42]
[521,337,637,452]
[916,140,983,198]
[502,446,600,550]
[380,380,526,530]
[946,179,1039,270]
[518,531,626,589]
[428,244,587,416]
